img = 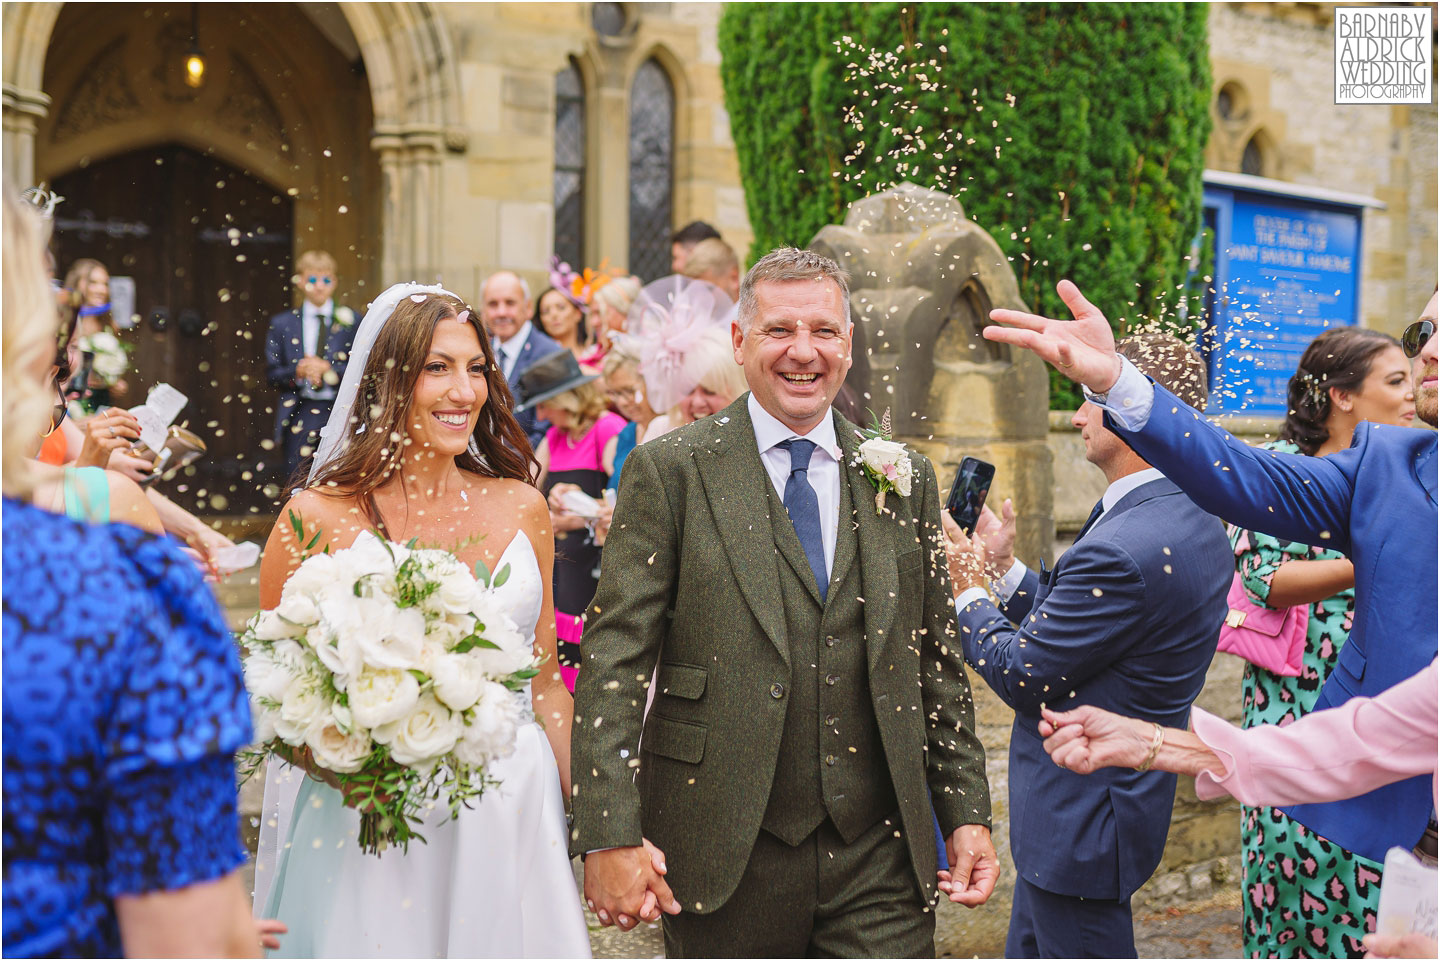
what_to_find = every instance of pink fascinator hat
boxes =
[618,275,733,413]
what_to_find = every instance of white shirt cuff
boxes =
[1082,355,1155,431]
[991,559,1028,604]
[954,586,990,613]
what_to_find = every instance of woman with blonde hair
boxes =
[3,187,260,957]
[642,326,748,442]
[516,350,627,692]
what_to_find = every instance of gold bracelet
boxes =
[1135,722,1165,772]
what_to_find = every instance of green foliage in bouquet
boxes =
[718,2,1213,408]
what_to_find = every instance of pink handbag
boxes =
[1216,535,1309,677]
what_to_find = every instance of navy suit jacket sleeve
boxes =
[998,566,1042,624]
[266,313,299,390]
[1105,382,1359,556]
[957,538,1148,715]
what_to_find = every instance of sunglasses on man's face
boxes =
[307,276,336,286]
[1402,320,1435,359]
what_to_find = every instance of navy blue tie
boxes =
[1075,498,1106,541]
[778,439,828,602]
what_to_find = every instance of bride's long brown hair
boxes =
[306,292,539,533]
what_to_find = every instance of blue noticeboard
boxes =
[1201,186,1364,417]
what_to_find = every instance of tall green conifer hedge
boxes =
[718,3,1213,407]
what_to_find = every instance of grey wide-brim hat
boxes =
[514,348,599,411]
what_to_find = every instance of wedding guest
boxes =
[520,350,627,692]
[1229,327,1416,957]
[600,343,657,494]
[642,327,747,442]
[943,333,1231,958]
[591,274,642,351]
[986,282,1438,871]
[669,220,722,273]
[264,249,358,486]
[572,248,995,953]
[2,187,259,958]
[483,270,560,449]
[537,285,590,365]
[63,256,128,405]
[682,238,742,303]
[1038,661,1437,960]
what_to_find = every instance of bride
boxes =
[252,283,591,958]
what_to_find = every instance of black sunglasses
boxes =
[45,382,68,437]
[1402,320,1435,359]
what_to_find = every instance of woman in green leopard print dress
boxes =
[1229,328,1417,958]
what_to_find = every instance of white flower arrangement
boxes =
[79,330,129,384]
[239,518,539,854]
[854,408,914,514]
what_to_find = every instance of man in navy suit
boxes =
[944,334,1232,958]
[985,283,1438,871]
[264,250,358,485]
[481,270,559,449]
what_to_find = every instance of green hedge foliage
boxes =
[718,3,1213,408]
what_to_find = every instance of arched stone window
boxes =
[1241,134,1265,177]
[554,58,586,269]
[627,58,674,281]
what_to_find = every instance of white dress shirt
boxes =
[749,393,842,578]
[495,320,534,380]
[955,465,1167,611]
[300,298,336,400]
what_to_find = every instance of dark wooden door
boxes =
[53,145,294,516]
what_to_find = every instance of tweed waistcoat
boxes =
[761,460,896,845]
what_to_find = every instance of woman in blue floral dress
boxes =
[1231,327,1417,958]
[1,187,259,958]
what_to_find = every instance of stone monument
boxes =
[810,181,1054,566]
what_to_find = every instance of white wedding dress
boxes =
[253,531,591,958]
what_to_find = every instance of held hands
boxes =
[986,280,1123,393]
[937,824,999,907]
[295,355,332,389]
[1038,705,1153,774]
[584,840,681,931]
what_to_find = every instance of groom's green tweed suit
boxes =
[570,396,991,945]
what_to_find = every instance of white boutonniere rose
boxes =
[334,305,355,327]
[854,409,914,514]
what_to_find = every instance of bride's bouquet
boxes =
[239,520,540,855]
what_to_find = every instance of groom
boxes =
[571,248,996,957]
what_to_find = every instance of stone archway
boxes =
[3,1,466,284]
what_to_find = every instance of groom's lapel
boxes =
[693,396,791,668]
[835,412,900,672]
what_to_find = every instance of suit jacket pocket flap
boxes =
[656,662,707,700]
[643,714,707,764]
[897,548,923,574]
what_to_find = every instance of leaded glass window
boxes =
[554,59,586,269]
[628,59,674,282]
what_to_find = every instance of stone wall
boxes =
[1207,2,1439,339]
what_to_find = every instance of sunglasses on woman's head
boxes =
[1402,320,1435,359]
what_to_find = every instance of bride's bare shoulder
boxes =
[271,487,369,551]
[472,475,548,531]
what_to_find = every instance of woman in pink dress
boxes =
[516,349,627,691]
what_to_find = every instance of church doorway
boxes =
[53,145,295,516]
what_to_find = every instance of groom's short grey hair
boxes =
[736,247,852,333]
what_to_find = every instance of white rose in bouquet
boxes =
[376,694,461,767]
[467,593,533,676]
[320,594,424,673]
[348,666,421,729]
[275,678,328,746]
[283,549,340,599]
[242,648,292,705]
[453,681,523,767]
[858,436,914,497]
[250,608,302,642]
[411,549,476,615]
[432,652,485,712]
[305,713,372,773]
[274,589,321,629]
